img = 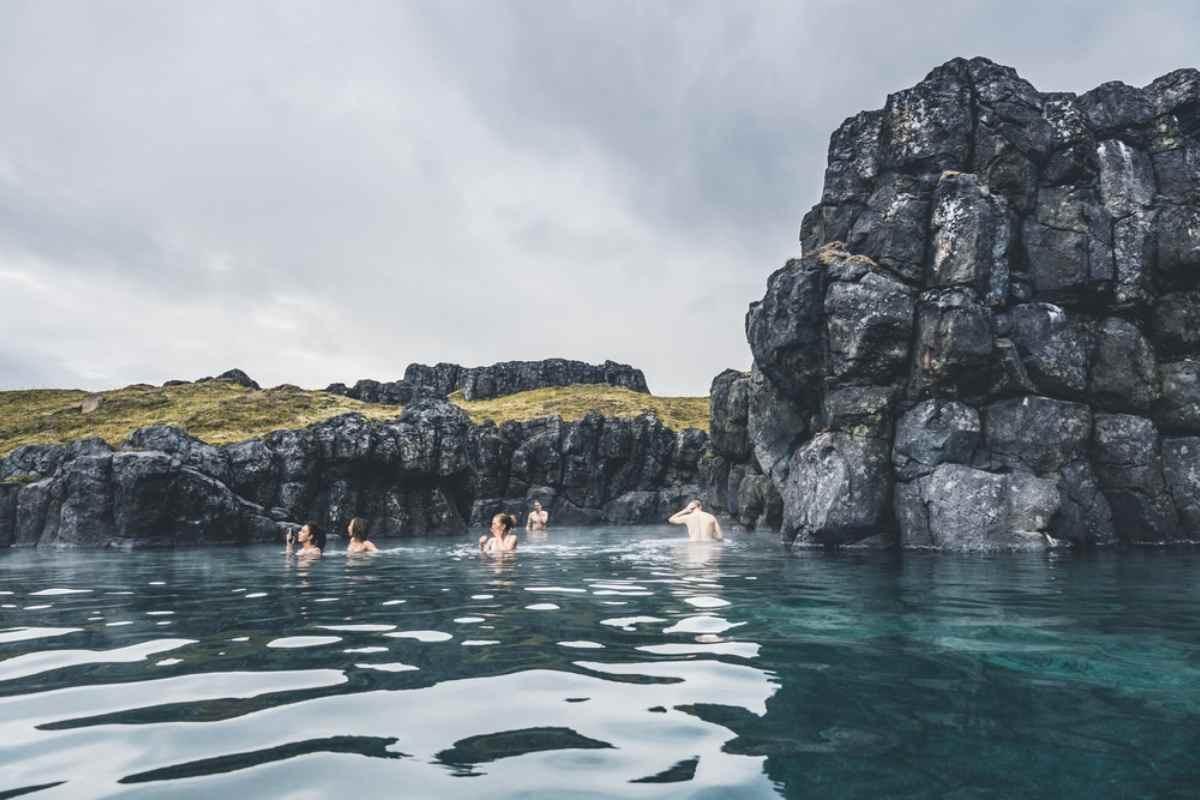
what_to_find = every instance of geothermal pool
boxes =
[1,527,1197,798]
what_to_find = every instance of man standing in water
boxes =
[526,500,549,532]
[668,499,723,542]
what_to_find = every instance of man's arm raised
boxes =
[668,502,695,525]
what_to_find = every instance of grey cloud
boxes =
[1,1,1197,394]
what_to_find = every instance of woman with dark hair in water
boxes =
[285,521,324,557]
[479,512,518,553]
[346,517,378,554]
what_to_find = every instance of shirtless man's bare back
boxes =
[668,500,723,542]
[526,501,549,532]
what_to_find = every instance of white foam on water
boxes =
[232,588,246,593]
[22,605,52,611]
[146,611,174,616]
[313,597,339,603]
[525,603,559,611]
[0,591,11,595]
[601,601,628,606]
[2,604,16,609]
[356,661,418,672]
[380,599,406,606]
[244,592,268,599]
[106,621,133,627]
[385,630,452,643]
[317,624,396,632]
[461,640,499,646]
[684,596,730,609]
[148,581,166,586]
[155,658,183,666]
[155,621,173,626]
[343,646,389,654]
[29,588,92,597]
[227,636,250,642]
[453,617,485,624]
[107,591,134,596]
[525,586,587,594]
[592,590,655,596]
[265,636,342,649]
[471,594,494,600]
[0,627,82,644]
[663,616,745,635]
[558,640,605,649]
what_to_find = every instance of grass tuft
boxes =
[0,382,711,458]
[0,382,403,457]
[452,385,709,432]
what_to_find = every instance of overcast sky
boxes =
[1,1,1196,395]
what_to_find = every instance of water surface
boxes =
[1,527,1197,798]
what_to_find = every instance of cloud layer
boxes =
[2,1,1196,393]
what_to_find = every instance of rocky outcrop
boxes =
[327,359,649,404]
[708,57,1200,550]
[0,400,705,548]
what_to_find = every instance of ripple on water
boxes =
[525,603,559,611]
[29,588,93,597]
[663,616,745,635]
[344,646,389,654]
[0,627,82,645]
[599,616,665,629]
[525,587,587,594]
[244,592,267,599]
[22,605,52,611]
[0,638,196,682]
[558,641,605,649]
[461,640,500,646]
[385,630,453,643]
[454,617,485,624]
[380,599,406,606]
[637,642,760,658]
[471,594,494,600]
[265,636,342,649]
[356,662,419,672]
[684,595,730,609]
[316,624,396,633]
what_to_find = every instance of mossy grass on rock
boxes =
[0,381,402,458]
[452,385,708,432]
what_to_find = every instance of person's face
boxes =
[532,502,542,512]
[490,518,504,536]
[298,526,312,544]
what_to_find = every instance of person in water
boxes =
[526,500,549,532]
[285,521,325,556]
[668,499,723,542]
[480,512,519,553]
[345,517,378,554]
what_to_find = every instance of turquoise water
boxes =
[1,527,1198,799]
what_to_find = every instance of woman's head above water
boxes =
[298,521,325,550]
[490,513,516,536]
[348,517,369,541]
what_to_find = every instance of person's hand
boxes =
[286,529,295,545]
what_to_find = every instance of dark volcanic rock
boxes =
[333,359,650,404]
[720,56,1200,549]
[0,394,707,546]
[709,369,751,461]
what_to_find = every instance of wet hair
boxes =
[304,521,326,551]
[692,499,703,510]
[491,512,517,533]
[348,517,368,541]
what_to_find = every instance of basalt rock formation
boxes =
[704,57,1200,550]
[327,358,650,404]
[0,399,704,548]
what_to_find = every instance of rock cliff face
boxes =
[0,400,704,548]
[704,57,1200,550]
[327,358,649,403]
